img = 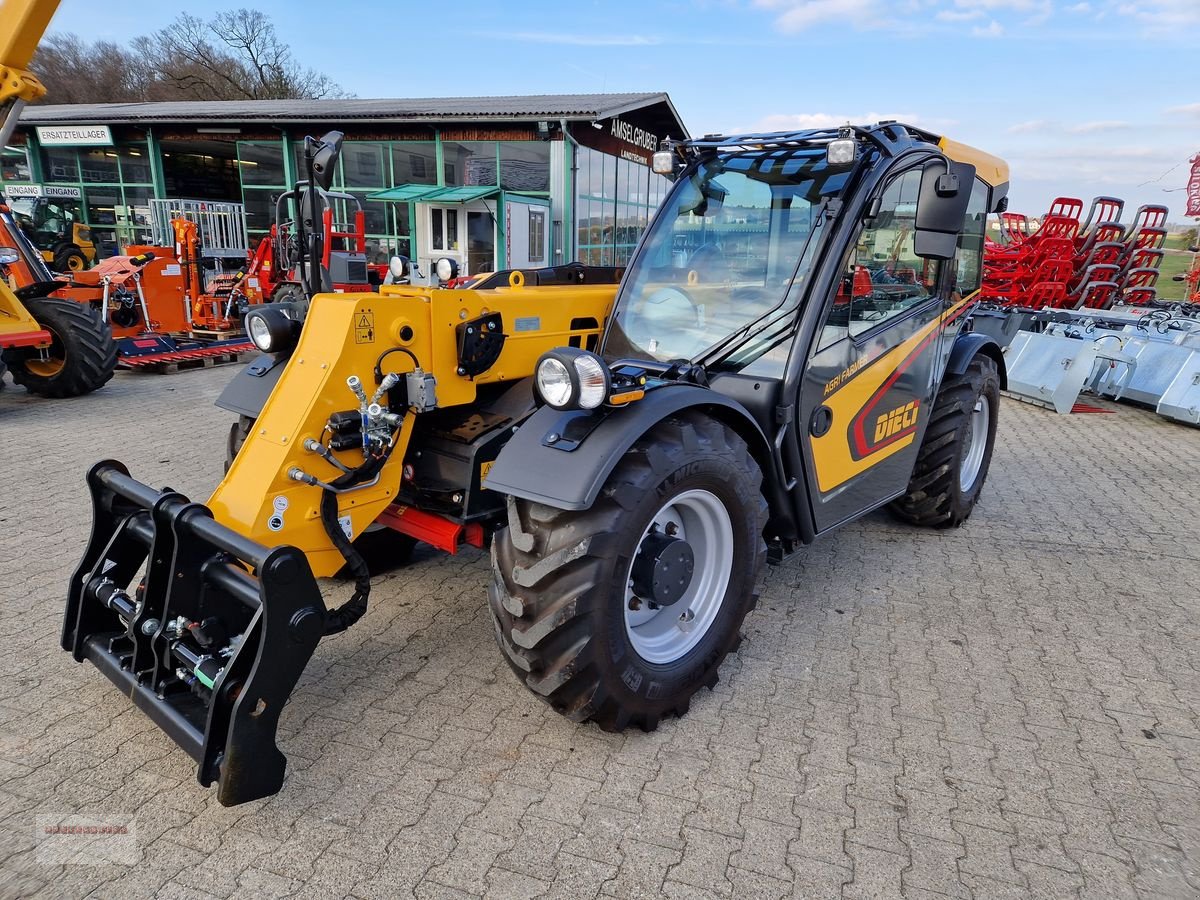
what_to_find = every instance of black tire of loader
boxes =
[225,414,255,471]
[54,246,88,273]
[890,354,1000,528]
[4,297,117,398]
[490,412,768,732]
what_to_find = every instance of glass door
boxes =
[466,210,495,274]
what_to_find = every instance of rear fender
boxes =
[484,385,773,511]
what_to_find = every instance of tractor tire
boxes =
[225,414,255,471]
[54,246,88,273]
[225,413,416,573]
[490,412,767,732]
[3,297,117,398]
[890,354,1000,528]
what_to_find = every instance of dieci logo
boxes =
[874,399,920,444]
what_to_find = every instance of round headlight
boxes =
[535,348,611,410]
[536,357,574,409]
[245,307,298,354]
[573,352,609,409]
[247,313,274,351]
[436,257,459,282]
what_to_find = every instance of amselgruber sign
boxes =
[35,125,113,147]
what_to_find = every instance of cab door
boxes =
[797,166,964,533]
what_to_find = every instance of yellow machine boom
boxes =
[212,281,615,576]
[0,0,54,148]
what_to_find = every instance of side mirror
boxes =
[307,131,344,192]
[913,159,976,260]
[0,247,19,265]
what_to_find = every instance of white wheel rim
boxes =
[623,489,734,665]
[960,396,990,492]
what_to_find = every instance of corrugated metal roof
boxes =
[18,93,675,125]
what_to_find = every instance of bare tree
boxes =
[31,9,347,104]
[30,33,150,104]
[142,9,346,101]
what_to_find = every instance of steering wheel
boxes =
[622,285,705,353]
[687,244,730,283]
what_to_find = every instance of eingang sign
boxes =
[35,125,113,147]
[2,184,83,200]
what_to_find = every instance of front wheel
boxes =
[890,353,1000,528]
[3,297,117,398]
[490,413,767,731]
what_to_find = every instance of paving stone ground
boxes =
[0,364,1197,900]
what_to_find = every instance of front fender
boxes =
[948,331,1007,390]
[215,352,289,418]
[484,385,771,511]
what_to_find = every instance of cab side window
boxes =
[815,168,937,351]
[846,169,937,338]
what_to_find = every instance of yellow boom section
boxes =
[209,282,617,577]
[0,0,57,148]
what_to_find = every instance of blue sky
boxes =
[45,0,1199,222]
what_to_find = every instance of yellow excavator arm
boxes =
[0,0,57,148]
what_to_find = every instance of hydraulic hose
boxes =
[318,452,388,635]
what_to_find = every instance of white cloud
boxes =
[753,0,888,32]
[1167,103,1200,117]
[1115,0,1200,30]
[1067,120,1132,133]
[971,20,1004,36]
[936,8,984,20]
[1008,119,1050,133]
[1066,2,1091,11]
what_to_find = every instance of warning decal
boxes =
[355,309,375,344]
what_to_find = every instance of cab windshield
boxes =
[8,198,37,223]
[604,149,850,365]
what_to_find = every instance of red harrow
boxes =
[981,196,1170,311]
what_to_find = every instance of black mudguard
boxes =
[215,352,288,418]
[485,385,772,511]
[948,331,1007,389]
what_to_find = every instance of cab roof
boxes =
[681,122,1009,190]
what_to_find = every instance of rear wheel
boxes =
[890,354,1000,528]
[490,413,767,731]
[3,297,117,397]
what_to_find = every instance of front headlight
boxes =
[572,351,609,409]
[247,313,273,351]
[245,306,298,354]
[536,357,574,408]
[535,348,611,410]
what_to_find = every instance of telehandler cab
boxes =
[64,123,1009,806]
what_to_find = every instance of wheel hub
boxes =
[631,531,694,607]
[623,488,735,665]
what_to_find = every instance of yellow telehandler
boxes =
[63,122,1009,806]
